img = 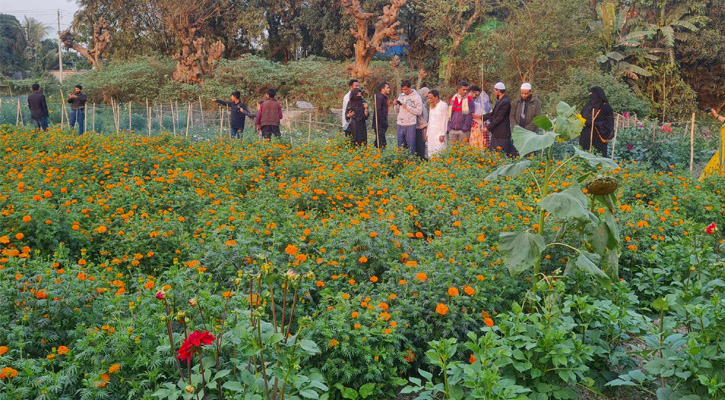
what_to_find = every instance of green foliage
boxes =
[542,67,652,117]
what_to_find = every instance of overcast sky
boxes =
[1,0,79,37]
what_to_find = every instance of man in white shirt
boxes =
[342,79,360,134]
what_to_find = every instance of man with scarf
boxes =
[484,82,513,156]
[447,80,475,143]
[212,91,255,139]
[580,86,614,157]
[345,88,369,146]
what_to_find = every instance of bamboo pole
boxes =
[158,104,162,133]
[185,102,191,137]
[92,103,96,133]
[690,112,695,173]
[219,106,223,138]
[171,102,176,135]
[147,99,151,137]
[199,96,205,128]
[611,114,619,160]
[175,101,180,134]
[285,99,291,132]
[308,112,312,144]
[129,101,132,132]
[189,102,194,129]
[16,99,20,126]
[226,106,231,138]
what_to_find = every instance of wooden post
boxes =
[652,122,656,145]
[92,103,96,133]
[226,107,231,138]
[285,99,291,132]
[308,112,312,144]
[611,114,619,160]
[219,106,223,138]
[690,112,695,173]
[158,104,162,132]
[199,96,205,129]
[185,102,191,137]
[189,102,194,129]
[171,102,176,135]
[16,99,20,126]
[175,101,180,134]
[147,99,151,136]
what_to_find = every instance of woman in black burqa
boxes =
[579,86,614,157]
[345,88,369,146]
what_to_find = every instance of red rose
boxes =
[177,331,216,362]
[706,222,717,235]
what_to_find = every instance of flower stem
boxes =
[533,149,552,295]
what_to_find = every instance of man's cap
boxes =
[521,83,532,91]
[494,82,506,90]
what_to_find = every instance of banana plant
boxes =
[485,102,621,294]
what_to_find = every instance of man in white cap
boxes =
[484,82,514,156]
[510,82,542,133]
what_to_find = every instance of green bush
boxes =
[542,68,651,117]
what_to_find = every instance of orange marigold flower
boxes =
[22,215,31,223]
[341,293,350,300]
[315,280,325,287]
[0,346,7,355]
[435,303,449,315]
[378,302,389,311]
[369,232,378,238]
[464,285,475,296]
[15,233,24,240]
[57,346,69,355]
[0,236,9,244]
[109,364,121,374]
[484,317,494,327]
[95,225,107,234]
[383,328,391,334]
[222,291,233,299]
[225,240,237,247]
[359,256,368,263]
[0,367,18,379]
[36,290,48,300]
[284,244,298,256]
[415,272,427,282]
[351,312,359,318]
[477,234,485,242]
[77,272,86,281]
[447,287,459,297]
[144,281,155,289]
[370,275,378,283]
[469,354,477,364]
[354,323,361,329]
[329,339,339,347]
[399,279,407,285]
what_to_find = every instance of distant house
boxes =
[381,41,409,56]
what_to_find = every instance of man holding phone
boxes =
[394,80,423,155]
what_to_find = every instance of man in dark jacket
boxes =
[28,83,49,131]
[212,91,255,139]
[67,84,87,134]
[484,82,514,156]
[373,82,390,149]
[255,89,283,141]
[510,83,541,133]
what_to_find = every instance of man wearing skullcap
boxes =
[484,82,514,156]
[510,82,542,133]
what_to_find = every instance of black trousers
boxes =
[261,125,281,140]
[415,128,427,160]
[373,124,388,149]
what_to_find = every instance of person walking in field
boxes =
[394,80,423,155]
[345,88,369,146]
[342,79,360,135]
[426,90,449,156]
[373,82,390,149]
[580,86,614,157]
[67,84,87,134]
[212,91,255,139]
[255,89,283,141]
[510,83,542,133]
[484,82,514,156]
[448,80,475,144]
[28,83,49,131]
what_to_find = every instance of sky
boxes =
[1,0,79,37]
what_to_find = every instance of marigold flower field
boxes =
[0,125,723,399]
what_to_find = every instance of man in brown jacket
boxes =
[255,89,283,140]
[510,83,542,133]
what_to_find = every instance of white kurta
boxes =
[427,101,449,156]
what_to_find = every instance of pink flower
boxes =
[155,290,165,300]
[627,144,634,151]
[176,331,216,362]
[188,298,197,307]
[706,223,717,235]
[623,112,630,118]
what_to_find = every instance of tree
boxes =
[60,17,112,69]
[0,14,26,76]
[421,0,487,84]
[22,17,49,76]
[155,0,226,84]
[341,0,407,79]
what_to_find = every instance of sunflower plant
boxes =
[485,102,621,294]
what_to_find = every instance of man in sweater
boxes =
[448,80,475,143]
[510,83,542,133]
[341,79,360,134]
[28,83,49,131]
[394,80,423,155]
[67,85,87,134]
[255,89,283,141]
[212,91,255,139]
[373,82,390,149]
[484,82,514,156]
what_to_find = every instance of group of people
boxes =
[212,88,284,141]
[341,79,616,158]
[26,83,87,133]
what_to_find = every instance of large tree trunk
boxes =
[60,17,111,69]
[342,0,407,79]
